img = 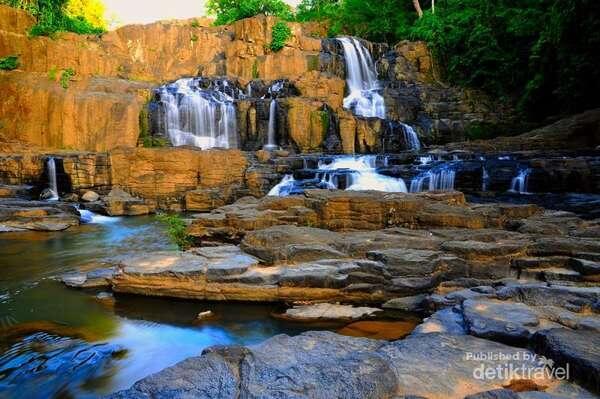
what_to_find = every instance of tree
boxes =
[64,0,107,30]
[206,0,292,25]
[412,0,423,18]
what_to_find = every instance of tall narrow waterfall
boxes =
[154,78,238,149]
[400,123,421,151]
[263,100,278,150]
[46,157,59,200]
[338,37,385,119]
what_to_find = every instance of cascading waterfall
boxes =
[263,99,278,150]
[268,155,408,196]
[46,157,59,201]
[510,169,530,194]
[337,37,385,119]
[268,174,296,196]
[154,78,238,149]
[319,156,407,192]
[400,123,421,151]
[409,166,456,193]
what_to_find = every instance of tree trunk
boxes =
[412,0,424,18]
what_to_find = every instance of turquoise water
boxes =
[0,217,324,398]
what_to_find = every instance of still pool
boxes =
[0,216,335,398]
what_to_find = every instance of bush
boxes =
[1,0,106,36]
[59,67,75,88]
[269,21,291,51]
[0,55,19,70]
[156,213,193,250]
[207,0,292,25]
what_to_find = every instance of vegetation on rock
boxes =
[0,55,19,70]
[269,21,291,51]
[1,0,107,36]
[59,67,75,89]
[156,213,193,250]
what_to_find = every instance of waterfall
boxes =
[410,166,456,193]
[46,157,59,201]
[263,100,278,150]
[400,123,421,151]
[320,156,407,193]
[482,167,490,191]
[510,169,530,194]
[337,37,385,119]
[268,175,296,196]
[154,78,238,149]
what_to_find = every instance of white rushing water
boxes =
[409,167,456,193]
[320,156,407,192]
[79,209,122,224]
[46,157,59,201]
[509,169,530,194]
[400,123,421,151]
[263,99,278,150]
[155,78,238,149]
[267,174,295,196]
[338,37,385,119]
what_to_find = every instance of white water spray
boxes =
[337,37,385,119]
[46,157,59,201]
[155,78,238,149]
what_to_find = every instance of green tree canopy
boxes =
[206,0,292,25]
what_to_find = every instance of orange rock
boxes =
[337,320,419,340]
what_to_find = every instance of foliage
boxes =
[0,55,19,70]
[206,0,292,25]
[156,213,193,250]
[59,67,75,88]
[190,19,200,28]
[295,0,600,121]
[409,0,600,120]
[1,0,106,36]
[269,20,291,51]
[64,0,106,30]
[48,65,58,80]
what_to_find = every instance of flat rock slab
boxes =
[532,328,600,393]
[0,199,80,232]
[278,303,382,322]
[108,331,576,399]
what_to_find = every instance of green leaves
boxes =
[207,0,292,26]
[269,21,291,51]
[0,55,19,70]
[155,213,193,250]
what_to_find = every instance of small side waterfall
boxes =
[153,78,238,149]
[400,123,421,151]
[337,37,385,119]
[510,169,530,194]
[409,166,456,193]
[46,157,59,201]
[482,167,490,191]
[263,100,278,151]
[268,175,295,196]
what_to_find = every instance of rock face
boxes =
[188,189,541,241]
[0,4,511,153]
[108,331,573,399]
[0,199,80,231]
[444,108,600,153]
[0,72,152,151]
[0,147,254,211]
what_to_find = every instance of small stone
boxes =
[196,310,215,320]
[81,190,100,202]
